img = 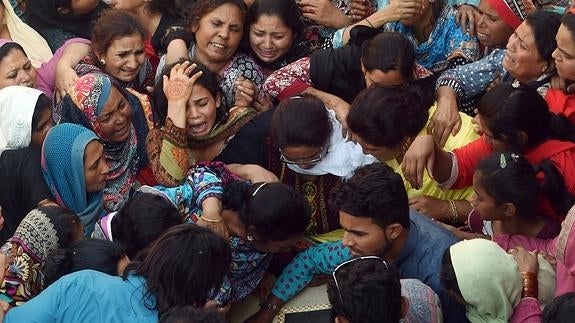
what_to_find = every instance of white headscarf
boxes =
[0,85,43,150]
[287,109,377,178]
[1,0,53,67]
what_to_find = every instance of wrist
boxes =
[260,302,280,313]
[521,271,538,299]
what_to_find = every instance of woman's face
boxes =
[503,22,548,83]
[475,0,514,48]
[191,3,244,67]
[362,67,406,88]
[0,49,37,89]
[70,0,100,15]
[252,235,302,253]
[553,24,575,81]
[83,140,109,193]
[97,86,132,143]
[31,106,53,147]
[111,0,145,12]
[185,84,219,138]
[249,14,294,63]
[279,145,325,170]
[99,33,146,83]
[479,115,508,151]
[399,0,430,27]
[471,172,505,221]
[350,132,401,162]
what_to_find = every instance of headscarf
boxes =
[486,0,536,29]
[57,73,150,212]
[41,123,103,236]
[450,239,555,323]
[0,86,43,150]
[0,207,77,303]
[1,0,52,68]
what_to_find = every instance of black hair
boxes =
[184,0,247,34]
[327,259,402,323]
[525,10,561,66]
[112,193,183,259]
[440,248,463,304]
[562,10,575,42]
[478,83,575,151]
[361,32,415,83]
[39,206,82,248]
[347,85,429,149]
[542,292,575,323]
[91,9,147,57]
[43,239,127,288]
[122,224,231,316]
[477,152,575,217]
[147,0,186,18]
[0,42,26,62]
[31,93,51,133]
[329,163,410,229]
[271,94,332,149]
[153,59,228,128]
[160,306,225,323]
[222,181,311,242]
[248,0,304,40]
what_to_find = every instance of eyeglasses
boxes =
[279,146,327,166]
[332,256,388,308]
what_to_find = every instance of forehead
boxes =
[253,14,289,29]
[107,34,144,50]
[339,211,377,230]
[515,22,536,44]
[84,140,103,162]
[0,49,28,67]
[99,87,124,113]
[478,0,497,14]
[203,3,244,23]
[557,24,575,53]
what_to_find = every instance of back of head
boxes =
[348,85,429,148]
[43,239,126,288]
[224,181,311,242]
[525,10,561,65]
[542,293,575,323]
[271,94,332,149]
[361,32,415,83]
[329,163,410,229]
[160,306,225,323]
[91,8,147,56]
[478,83,575,150]
[124,224,231,315]
[113,192,182,259]
[327,258,402,323]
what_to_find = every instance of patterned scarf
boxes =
[486,0,536,29]
[57,73,150,212]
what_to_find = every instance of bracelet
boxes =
[365,18,375,28]
[200,216,223,223]
[260,302,280,313]
[448,200,458,224]
[521,272,538,299]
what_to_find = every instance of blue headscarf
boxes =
[41,123,103,236]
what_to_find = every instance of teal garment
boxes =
[4,271,157,323]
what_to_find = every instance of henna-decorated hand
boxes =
[163,61,203,105]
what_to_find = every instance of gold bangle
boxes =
[200,216,223,223]
[365,18,375,28]
[448,200,458,224]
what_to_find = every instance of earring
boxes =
[247,234,255,242]
[99,58,106,66]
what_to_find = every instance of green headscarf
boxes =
[450,239,555,323]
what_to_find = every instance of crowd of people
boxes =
[1,0,575,322]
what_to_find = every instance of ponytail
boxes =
[549,114,575,143]
[535,159,575,216]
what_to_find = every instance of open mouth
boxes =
[189,122,209,135]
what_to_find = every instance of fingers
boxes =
[467,11,476,35]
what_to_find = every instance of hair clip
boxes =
[289,95,304,100]
[512,80,520,88]
[510,153,520,163]
[500,153,507,169]
[252,182,268,197]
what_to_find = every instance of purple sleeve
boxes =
[36,38,91,98]
[510,298,541,323]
